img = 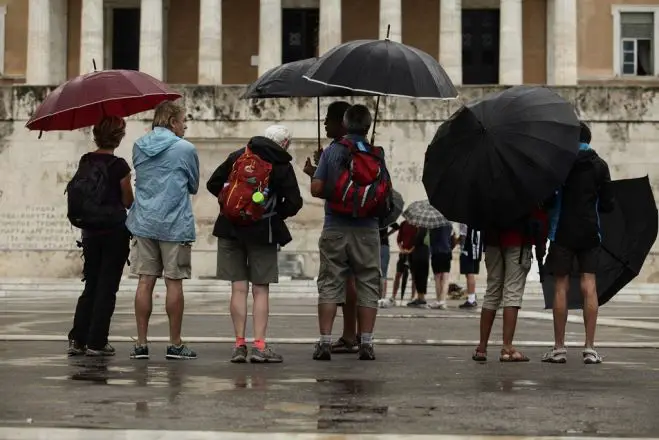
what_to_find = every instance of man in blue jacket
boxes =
[542,122,614,365]
[126,100,200,361]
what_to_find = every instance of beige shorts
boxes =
[482,245,531,310]
[216,238,278,284]
[129,237,192,280]
[317,226,381,309]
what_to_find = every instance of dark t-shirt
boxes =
[80,152,131,236]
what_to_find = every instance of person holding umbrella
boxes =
[542,122,615,365]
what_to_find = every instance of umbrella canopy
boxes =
[423,86,581,229]
[303,39,458,99]
[380,189,404,228]
[541,176,658,309]
[26,69,181,132]
[241,58,366,99]
[402,200,451,229]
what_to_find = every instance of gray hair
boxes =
[264,124,292,150]
[343,104,372,135]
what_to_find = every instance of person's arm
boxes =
[120,175,134,208]
[310,144,334,198]
[182,143,200,195]
[276,164,304,219]
[597,159,615,213]
[207,153,236,197]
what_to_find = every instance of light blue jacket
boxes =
[126,127,200,242]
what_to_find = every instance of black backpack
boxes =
[65,155,126,230]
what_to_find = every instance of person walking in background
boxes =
[206,124,302,363]
[407,228,431,308]
[542,121,614,365]
[391,220,418,304]
[67,116,133,357]
[378,222,399,308]
[428,224,455,310]
[311,104,392,361]
[458,224,483,309]
[304,101,361,355]
[127,101,199,360]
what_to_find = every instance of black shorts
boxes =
[431,252,452,274]
[459,254,480,275]
[547,243,600,276]
[396,253,410,273]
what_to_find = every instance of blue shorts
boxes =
[380,245,390,277]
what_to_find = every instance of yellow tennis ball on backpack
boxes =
[252,191,265,204]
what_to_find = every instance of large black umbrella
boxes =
[302,39,458,99]
[541,176,658,309]
[423,86,581,229]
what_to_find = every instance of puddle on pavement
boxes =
[479,379,542,392]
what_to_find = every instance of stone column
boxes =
[80,0,104,74]
[27,0,67,84]
[258,0,282,76]
[548,0,578,85]
[319,0,341,55]
[198,0,222,84]
[439,0,462,85]
[379,0,401,42]
[498,0,523,84]
[139,0,164,80]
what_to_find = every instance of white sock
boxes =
[468,293,476,303]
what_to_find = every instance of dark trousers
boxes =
[410,245,430,295]
[68,228,130,349]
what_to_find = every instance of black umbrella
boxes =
[423,86,581,229]
[541,176,658,309]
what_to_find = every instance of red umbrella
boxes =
[25,69,182,133]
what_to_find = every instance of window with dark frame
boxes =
[620,12,654,76]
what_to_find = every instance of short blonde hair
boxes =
[93,116,126,150]
[152,100,185,130]
[264,124,292,150]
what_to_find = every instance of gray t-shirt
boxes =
[313,135,380,230]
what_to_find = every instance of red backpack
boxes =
[219,146,274,226]
[327,138,392,218]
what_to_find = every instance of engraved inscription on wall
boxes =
[0,205,79,250]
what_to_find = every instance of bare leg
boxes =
[552,275,570,348]
[164,278,184,345]
[252,283,270,342]
[230,281,249,339]
[478,308,497,351]
[502,307,520,351]
[392,272,402,300]
[318,303,338,335]
[135,275,157,345]
[466,274,476,296]
[357,306,377,334]
[581,273,599,348]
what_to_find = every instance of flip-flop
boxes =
[499,348,530,362]
[472,349,487,362]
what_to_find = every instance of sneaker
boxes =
[67,340,85,357]
[313,342,332,361]
[459,300,478,309]
[166,343,197,360]
[541,347,567,363]
[429,301,448,310]
[406,298,427,308]
[330,337,359,354]
[231,345,248,363]
[86,343,116,357]
[583,348,602,364]
[250,345,283,363]
[358,343,376,360]
[130,344,150,360]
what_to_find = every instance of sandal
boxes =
[472,348,487,362]
[330,337,359,354]
[499,348,530,362]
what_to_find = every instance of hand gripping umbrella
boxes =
[541,176,658,309]
[26,64,181,136]
[423,86,581,229]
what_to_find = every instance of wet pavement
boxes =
[1,287,659,438]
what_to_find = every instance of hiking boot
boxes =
[583,348,602,364]
[130,344,150,360]
[250,345,283,363]
[330,337,358,354]
[67,340,85,357]
[86,343,116,357]
[166,343,197,360]
[542,347,567,363]
[358,343,376,361]
[313,342,332,361]
[406,298,427,308]
[459,300,478,309]
[231,345,248,363]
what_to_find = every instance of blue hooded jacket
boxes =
[126,127,200,242]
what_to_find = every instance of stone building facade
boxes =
[2,0,659,87]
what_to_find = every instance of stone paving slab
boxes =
[1,343,658,437]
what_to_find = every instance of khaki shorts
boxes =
[482,245,531,310]
[216,238,278,284]
[317,226,381,309]
[129,237,192,280]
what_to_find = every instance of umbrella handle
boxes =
[316,97,321,151]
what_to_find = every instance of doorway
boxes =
[111,8,140,70]
[462,9,500,84]
[282,8,319,64]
